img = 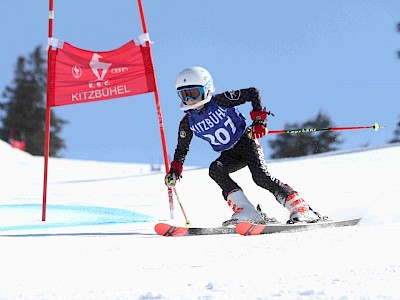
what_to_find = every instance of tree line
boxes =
[0,43,399,159]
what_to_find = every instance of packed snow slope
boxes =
[0,140,399,299]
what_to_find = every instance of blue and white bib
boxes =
[187,99,246,152]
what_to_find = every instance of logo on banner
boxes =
[89,54,112,81]
[72,65,82,79]
[70,52,132,102]
[88,54,112,88]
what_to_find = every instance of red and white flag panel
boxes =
[47,40,156,107]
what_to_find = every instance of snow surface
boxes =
[0,140,399,299]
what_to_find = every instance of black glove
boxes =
[164,160,183,187]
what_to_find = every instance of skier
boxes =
[164,66,322,225]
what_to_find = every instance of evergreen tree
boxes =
[0,46,67,156]
[268,111,342,159]
[389,115,400,143]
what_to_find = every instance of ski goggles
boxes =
[177,85,205,104]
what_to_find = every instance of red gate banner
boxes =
[43,0,174,222]
[47,40,156,107]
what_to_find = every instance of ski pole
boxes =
[267,123,383,135]
[172,187,191,226]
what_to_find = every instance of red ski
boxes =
[154,222,236,237]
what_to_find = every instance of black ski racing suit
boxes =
[172,87,295,205]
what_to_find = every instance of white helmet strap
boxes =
[179,97,211,111]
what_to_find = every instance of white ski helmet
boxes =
[175,66,215,110]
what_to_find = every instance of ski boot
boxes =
[284,192,322,224]
[222,190,264,226]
